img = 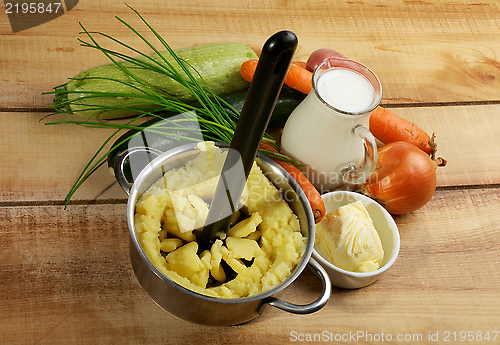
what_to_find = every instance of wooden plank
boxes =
[1,0,500,109]
[2,1,499,344]
[1,103,499,202]
[0,112,124,202]
[0,188,498,344]
[387,104,500,187]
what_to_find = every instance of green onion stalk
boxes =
[43,4,296,207]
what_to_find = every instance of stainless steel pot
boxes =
[114,142,331,326]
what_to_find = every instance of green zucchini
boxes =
[222,85,306,127]
[107,85,305,180]
[54,43,258,120]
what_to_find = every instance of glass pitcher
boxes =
[280,57,382,192]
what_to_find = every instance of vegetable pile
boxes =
[238,47,446,215]
[44,5,295,207]
[45,5,446,217]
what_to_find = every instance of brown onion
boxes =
[359,141,438,214]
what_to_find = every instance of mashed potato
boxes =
[134,142,307,298]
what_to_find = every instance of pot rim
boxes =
[126,142,316,304]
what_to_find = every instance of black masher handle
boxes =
[198,31,298,252]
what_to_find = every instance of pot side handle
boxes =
[263,258,331,314]
[114,147,163,195]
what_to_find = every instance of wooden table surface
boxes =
[1,0,500,344]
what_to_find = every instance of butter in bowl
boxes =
[312,191,400,289]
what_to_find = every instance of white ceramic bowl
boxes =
[312,191,400,289]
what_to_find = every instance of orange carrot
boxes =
[284,63,313,94]
[259,142,326,223]
[240,60,313,94]
[240,59,258,83]
[292,61,307,69]
[369,106,434,155]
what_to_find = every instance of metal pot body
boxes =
[119,142,331,326]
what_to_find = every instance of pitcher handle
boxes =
[263,258,331,314]
[341,124,378,185]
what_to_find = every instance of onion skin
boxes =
[359,141,437,215]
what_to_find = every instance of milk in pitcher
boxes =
[281,60,381,191]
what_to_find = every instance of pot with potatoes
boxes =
[114,141,331,326]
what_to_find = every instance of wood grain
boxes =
[1,0,500,109]
[0,112,123,202]
[1,104,499,203]
[390,104,500,187]
[2,0,500,343]
[0,189,498,344]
